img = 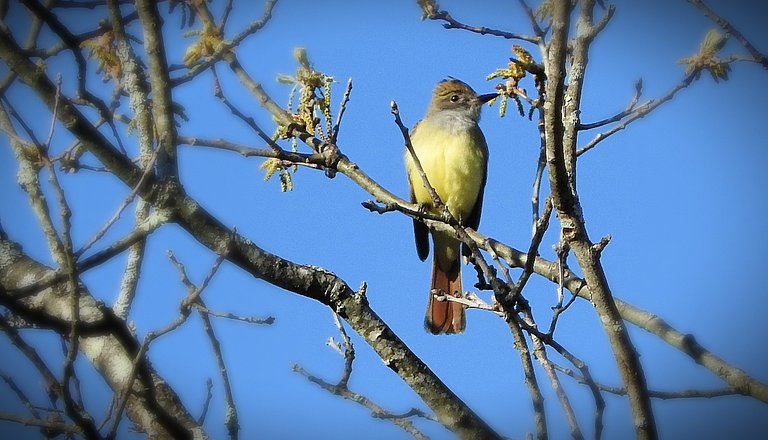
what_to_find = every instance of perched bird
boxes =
[405,79,496,334]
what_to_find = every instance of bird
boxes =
[404,79,496,334]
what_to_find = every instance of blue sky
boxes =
[1,0,767,438]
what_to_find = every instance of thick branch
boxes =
[543,1,656,438]
[0,237,206,439]
[106,0,153,318]
[135,0,178,178]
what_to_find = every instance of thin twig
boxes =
[549,238,570,332]
[506,316,547,440]
[578,79,643,130]
[392,100,443,210]
[218,0,234,33]
[577,72,699,156]
[522,312,584,440]
[197,378,214,425]
[172,0,278,86]
[1,94,44,146]
[39,76,100,439]
[292,309,431,440]
[688,0,768,69]
[74,148,159,257]
[212,67,282,152]
[440,291,503,315]
[530,66,549,226]
[197,301,239,440]
[0,316,63,409]
[9,216,166,301]
[516,0,546,39]
[0,411,82,436]
[519,319,605,439]
[330,78,352,144]
[515,198,554,297]
[0,370,42,420]
[194,306,275,326]
[555,364,743,399]
[178,135,320,166]
[420,0,540,43]
[43,73,61,147]
[106,249,227,438]
[329,310,354,388]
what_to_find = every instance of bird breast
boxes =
[406,117,486,222]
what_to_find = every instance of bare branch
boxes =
[506,317,548,440]
[418,0,540,43]
[392,100,444,211]
[0,239,205,438]
[555,364,744,399]
[523,316,584,440]
[516,0,547,39]
[212,68,283,152]
[197,379,214,425]
[106,0,154,319]
[198,305,238,440]
[293,310,431,440]
[218,0,235,34]
[194,305,275,326]
[577,79,643,130]
[75,148,159,257]
[330,78,353,144]
[171,0,278,86]
[688,0,768,69]
[0,101,66,266]
[0,411,82,436]
[543,1,656,437]
[107,249,228,438]
[577,72,699,156]
[135,0,179,177]
[178,135,325,170]
[0,316,64,411]
[0,371,42,420]
[515,198,554,296]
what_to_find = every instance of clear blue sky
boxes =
[1,1,767,439]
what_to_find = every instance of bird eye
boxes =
[450,94,460,102]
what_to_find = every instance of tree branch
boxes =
[688,0,768,69]
[0,238,206,438]
[418,0,540,43]
[293,311,431,440]
[543,1,656,438]
[577,72,700,156]
[135,0,179,178]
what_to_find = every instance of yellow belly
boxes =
[405,120,486,222]
[405,118,487,270]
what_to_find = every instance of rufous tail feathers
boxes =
[425,259,466,334]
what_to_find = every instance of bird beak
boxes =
[477,93,498,104]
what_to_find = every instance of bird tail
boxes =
[425,258,466,334]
